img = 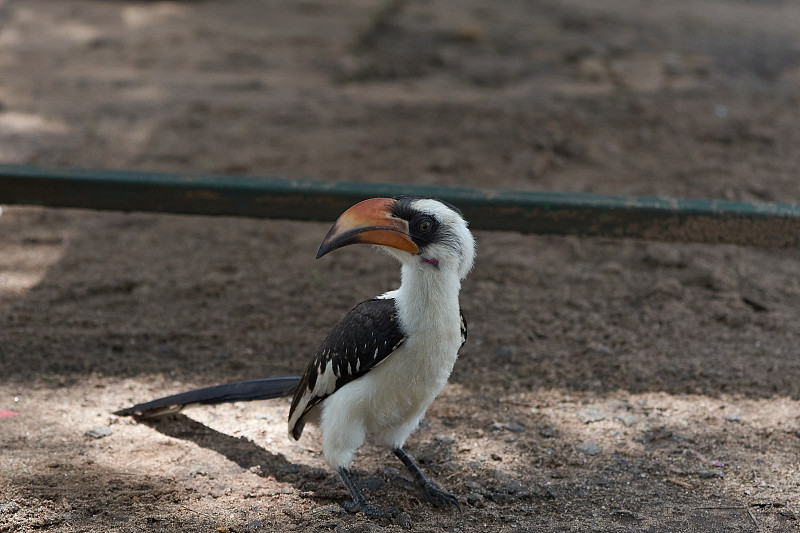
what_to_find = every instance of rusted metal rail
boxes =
[1,164,799,247]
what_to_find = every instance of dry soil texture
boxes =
[1,1,800,532]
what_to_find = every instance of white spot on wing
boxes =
[313,360,338,397]
[377,290,399,300]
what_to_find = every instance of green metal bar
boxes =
[1,164,799,248]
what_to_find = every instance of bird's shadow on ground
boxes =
[138,414,445,511]
[139,414,336,494]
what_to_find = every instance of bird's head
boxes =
[317,196,476,279]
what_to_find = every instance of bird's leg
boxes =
[393,447,460,509]
[337,467,394,517]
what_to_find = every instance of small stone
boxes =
[540,425,558,438]
[577,441,603,456]
[578,408,607,424]
[651,278,683,299]
[393,512,412,530]
[495,346,514,361]
[614,413,638,427]
[0,502,20,514]
[382,466,399,477]
[642,245,686,268]
[690,265,737,292]
[245,519,263,530]
[190,466,209,477]
[741,294,769,312]
[707,271,737,292]
[464,480,482,491]
[486,483,523,503]
[576,57,607,82]
[505,422,526,433]
[466,492,484,506]
[501,481,525,495]
[84,425,112,439]
[612,509,641,522]
[607,399,632,412]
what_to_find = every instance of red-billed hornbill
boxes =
[115,196,476,516]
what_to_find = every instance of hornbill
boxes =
[115,196,476,516]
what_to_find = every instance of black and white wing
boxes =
[288,297,406,439]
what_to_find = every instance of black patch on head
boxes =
[391,196,459,250]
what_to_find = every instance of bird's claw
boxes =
[420,484,460,510]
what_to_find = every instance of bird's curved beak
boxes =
[316,197,420,259]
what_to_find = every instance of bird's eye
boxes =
[417,219,432,233]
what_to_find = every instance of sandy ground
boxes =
[1,1,800,531]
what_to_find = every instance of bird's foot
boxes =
[419,483,460,510]
[392,447,460,511]
[338,467,399,518]
[342,500,399,518]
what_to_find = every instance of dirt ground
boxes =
[2,0,800,531]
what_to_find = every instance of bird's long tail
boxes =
[114,376,302,419]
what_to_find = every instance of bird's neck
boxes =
[395,263,462,335]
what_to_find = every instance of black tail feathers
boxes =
[114,376,301,418]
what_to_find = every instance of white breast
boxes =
[318,265,464,469]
